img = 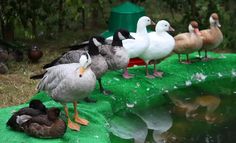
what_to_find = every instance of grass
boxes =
[0,27,106,108]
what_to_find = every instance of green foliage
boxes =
[0,0,235,51]
[161,0,235,51]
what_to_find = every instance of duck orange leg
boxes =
[64,105,80,131]
[73,101,89,125]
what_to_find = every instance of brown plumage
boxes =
[174,21,203,63]
[21,107,67,138]
[28,46,43,62]
[200,13,223,59]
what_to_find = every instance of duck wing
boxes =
[37,63,78,92]
[43,49,86,69]
[6,107,44,131]
[68,41,89,50]
[25,115,52,126]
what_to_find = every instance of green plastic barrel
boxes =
[101,1,145,38]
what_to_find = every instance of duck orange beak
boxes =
[194,28,201,36]
[216,21,221,27]
[79,67,85,77]
[169,26,175,31]
[151,20,156,25]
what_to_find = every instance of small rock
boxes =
[0,62,8,74]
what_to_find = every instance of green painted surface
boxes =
[105,2,145,35]
[0,52,236,142]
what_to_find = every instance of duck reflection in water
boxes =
[169,95,221,123]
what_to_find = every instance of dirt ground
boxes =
[0,29,103,108]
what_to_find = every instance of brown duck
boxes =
[28,46,43,62]
[199,13,223,60]
[20,107,67,138]
[174,21,203,63]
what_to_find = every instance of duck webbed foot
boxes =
[181,60,191,64]
[68,119,80,131]
[98,78,113,95]
[123,68,134,79]
[122,73,134,79]
[84,97,97,103]
[101,89,113,95]
[153,71,163,77]
[145,74,155,79]
[74,116,89,126]
[73,102,89,126]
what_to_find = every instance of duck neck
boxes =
[112,34,123,47]
[156,30,166,35]
[136,24,148,35]
[88,43,99,56]
[210,24,219,29]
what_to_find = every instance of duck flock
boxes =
[6,13,223,137]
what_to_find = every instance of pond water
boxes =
[108,77,236,143]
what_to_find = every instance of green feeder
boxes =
[101,1,145,38]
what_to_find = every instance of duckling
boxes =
[174,21,203,63]
[6,99,47,131]
[28,45,43,63]
[20,107,67,138]
[37,53,96,131]
[199,13,223,60]
[140,20,175,78]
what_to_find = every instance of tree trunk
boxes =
[31,16,37,38]
[0,1,15,41]
[188,0,198,19]
[3,21,15,41]
[58,0,64,32]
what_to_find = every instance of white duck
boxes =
[37,52,96,131]
[174,21,203,63]
[199,13,223,60]
[122,16,155,78]
[140,20,175,78]
[107,16,155,78]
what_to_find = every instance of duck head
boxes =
[117,29,134,40]
[188,21,201,36]
[78,52,92,77]
[112,29,134,46]
[29,99,47,114]
[47,107,60,121]
[209,13,221,27]
[88,36,106,56]
[137,16,155,33]
[155,20,175,32]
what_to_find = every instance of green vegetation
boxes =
[0,0,235,51]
